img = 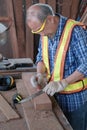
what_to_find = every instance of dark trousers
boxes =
[63,102,87,130]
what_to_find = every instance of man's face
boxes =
[27,6,55,37]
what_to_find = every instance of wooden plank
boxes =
[61,0,72,18]
[7,58,33,66]
[39,0,46,3]
[23,101,64,130]
[22,72,52,110]
[0,118,28,130]
[12,0,26,58]
[0,0,14,58]
[47,0,56,12]
[70,0,80,19]
[26,0,34,60]
[50,97,73,130]
[0,109,7,122]
[0,66,36,76]
[0,94,19,121]
[0,89,28,130]
[16,79,29,98]
[0,17,11,22]
[5,0,19,58]
[0,58,36,76]
[16,79,64,130]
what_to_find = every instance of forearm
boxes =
[37,61,46,74]
[65,70,85,84]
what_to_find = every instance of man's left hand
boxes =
[43,79,68,96]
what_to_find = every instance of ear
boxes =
[46,15,54,24]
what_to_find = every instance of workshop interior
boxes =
[0,0,87,130]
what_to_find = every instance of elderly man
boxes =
[26,3,87,130]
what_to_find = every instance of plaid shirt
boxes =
[36,14,87,112]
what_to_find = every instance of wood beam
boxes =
[5,0,19,58]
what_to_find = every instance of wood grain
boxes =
[0,94,19,121]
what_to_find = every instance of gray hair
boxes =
[31,3,55,22]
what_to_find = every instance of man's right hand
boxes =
[30,73,47,88]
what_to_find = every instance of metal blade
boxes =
[19,90,44,103]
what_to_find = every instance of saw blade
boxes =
[19,90,44,103]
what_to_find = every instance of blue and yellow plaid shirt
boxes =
[36,14,87,112]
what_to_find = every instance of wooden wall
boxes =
[0,0,80,62]
[0,0,15,58]
[0,0,19,58]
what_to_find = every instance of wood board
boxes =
[0,94,19,121]
[22,72,52,110]
[16,79,64,130]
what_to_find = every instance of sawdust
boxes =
[34,110,54,120]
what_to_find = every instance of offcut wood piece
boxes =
[0,94,19,121]
[22,72,52,110]
[16,79,64,130]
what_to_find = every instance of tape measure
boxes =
[0,76,15,91]
[12,93,23,104]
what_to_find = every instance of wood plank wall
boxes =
[0,0,80,62]
[12,0,26,58]
[0,0,15,58]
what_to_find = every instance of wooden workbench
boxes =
[0,59,73,130]
[0,76,73,130]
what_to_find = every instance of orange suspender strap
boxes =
[51,19,85,81]
[42,36,51,80]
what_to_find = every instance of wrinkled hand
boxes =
[30,73,47,88]
[43,79,68,96]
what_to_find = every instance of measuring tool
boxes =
[19,90,44,103]
[12,90,44,104]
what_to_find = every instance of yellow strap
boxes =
[42,36,51,79]
[52,19,85,81]
[61,78,87,94]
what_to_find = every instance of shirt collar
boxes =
[49,14,67,42]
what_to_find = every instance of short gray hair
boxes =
[32,3,55,22]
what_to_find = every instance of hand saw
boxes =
[19,90,44,103]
